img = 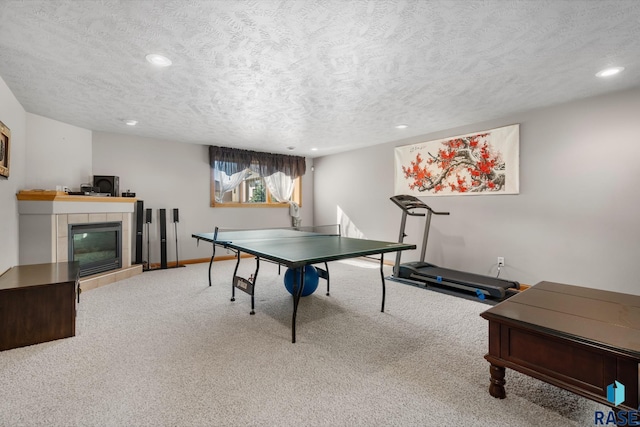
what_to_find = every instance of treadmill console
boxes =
[390,195,448,216]
[390,194,428,211]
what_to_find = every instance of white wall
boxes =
[24,113,92,190]
[92,132,314,265]
[0,76,26,274]
[313,88,640,295]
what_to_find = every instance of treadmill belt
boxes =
[410,266,518,293]
[412,266,516,288]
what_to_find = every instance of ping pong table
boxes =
[192,226,416,343]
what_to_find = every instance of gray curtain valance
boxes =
[209,146,306,178]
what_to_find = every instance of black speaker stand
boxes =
[143,208,185,272]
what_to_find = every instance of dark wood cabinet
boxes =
[0,262,79,351]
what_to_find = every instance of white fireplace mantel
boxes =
[18,199,135,215]
[17,190,136,214]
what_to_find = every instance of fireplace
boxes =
[17,191,141,290]
[68,222,122,277]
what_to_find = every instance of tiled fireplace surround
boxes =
[17,191,142,291]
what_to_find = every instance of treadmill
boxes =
[390,195,519,300]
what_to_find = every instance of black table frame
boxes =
[193,231,415,343]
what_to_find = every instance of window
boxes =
[212,169,302,206]
[209,146,305,207]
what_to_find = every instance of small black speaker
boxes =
[135,200,144,264]
[145,208,152,224]
[173,208,179,223]
[93,175,119,197]
[159,209,167,269]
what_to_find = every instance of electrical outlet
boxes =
[497,257,505,267]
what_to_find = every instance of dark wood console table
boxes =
[481,281,640,411]
[0,262,79,351]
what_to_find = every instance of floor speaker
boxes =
[172,208,180,267]
[93,175,119,197]
[159,209,167,269]
[135,200,144,265]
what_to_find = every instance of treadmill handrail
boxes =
[390,195,450,216]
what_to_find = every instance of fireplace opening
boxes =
[69,222,122,277]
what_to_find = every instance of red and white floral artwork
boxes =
[394,124,519,196]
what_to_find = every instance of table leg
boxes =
[291,267,305,343]
[379,254,386,312]
[314,263,330,296]
[231,251,241,302]
[324,262,330,296]
[249,258,260,315]
[207,244,217,287]
[489,364,506,399]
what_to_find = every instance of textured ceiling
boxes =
[0,0,639,157]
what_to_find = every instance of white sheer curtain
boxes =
[213,169,250,202]
[264,171,294,202]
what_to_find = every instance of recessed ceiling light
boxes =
[145,53,172,67]
[124,120,138,126]
[395,124,409,129]
[596,66,624,78]
[311,147,318,151]
[286,146,295,151]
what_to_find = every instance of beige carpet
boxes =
[0,259,607,426]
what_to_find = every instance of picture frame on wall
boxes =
[394,124,519,197]
[0,120,10,178]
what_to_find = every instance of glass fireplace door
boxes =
[68,222,122,277]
